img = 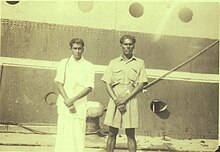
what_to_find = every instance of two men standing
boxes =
[54,35,147,152]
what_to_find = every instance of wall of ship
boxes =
[0,1,219,139]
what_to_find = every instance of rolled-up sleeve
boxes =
[54,59,66,84]
[138,60,148,83]
[101,61,113,84]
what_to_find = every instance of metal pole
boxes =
[143,40,219,89]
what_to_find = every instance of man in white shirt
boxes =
[54,38,95,152]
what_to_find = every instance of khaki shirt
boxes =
[102,55,148,87]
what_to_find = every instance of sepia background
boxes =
[0,0,219,151]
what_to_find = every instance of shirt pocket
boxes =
[112,68,125,83]
[128,67,140,83]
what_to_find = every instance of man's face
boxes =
[121,38,135,56]
[71,43,84,60]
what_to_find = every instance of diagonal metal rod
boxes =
[143,40,219,89]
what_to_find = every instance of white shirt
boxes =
[54,56,95,117]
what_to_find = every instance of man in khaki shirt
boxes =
[102,35,148,152]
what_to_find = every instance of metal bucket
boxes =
[86,117,100,134]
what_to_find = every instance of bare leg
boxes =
[125,128,137,152]
[106,126,118,152]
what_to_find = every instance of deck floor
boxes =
[0,125,217,152]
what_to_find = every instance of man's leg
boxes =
[106,126,118,152]
[125,128,137,152]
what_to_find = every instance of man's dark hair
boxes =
[119,35,136,44]
[69,38,84,48]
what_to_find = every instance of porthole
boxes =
[6,1,20,5]
[78,1,94,13]
[129,2,144,18]
[178,7,193,23]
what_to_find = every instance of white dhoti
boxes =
[55,96,87,152]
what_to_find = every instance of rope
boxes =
[0,121,54,135]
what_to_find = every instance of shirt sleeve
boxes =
[86,64,95,89]
[54,59,67,84]
[138,60,148,83]
[101,61,113,84]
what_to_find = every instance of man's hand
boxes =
[114,99,126,106]
[64,98,77,113]
[64,98,74,107]
[68,105,76,113]
[117,104,126,114]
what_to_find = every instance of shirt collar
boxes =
[118,55,137,61]
[70,55,85,63]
